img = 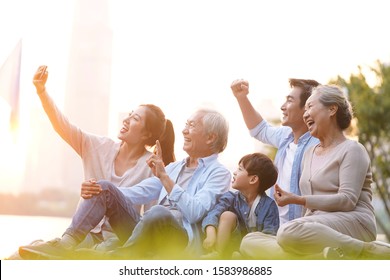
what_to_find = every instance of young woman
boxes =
[30,65,175,250]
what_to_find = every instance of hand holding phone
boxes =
[39,66,47,79]
[33,65,48,95]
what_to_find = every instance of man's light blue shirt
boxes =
[120,153,231,256]
[249,120,319,221]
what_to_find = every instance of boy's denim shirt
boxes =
[202,191,280,236]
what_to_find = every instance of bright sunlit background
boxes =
[1,0,390,194]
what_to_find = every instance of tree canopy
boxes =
[331,60,390,241]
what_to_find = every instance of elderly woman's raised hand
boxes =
[273,184,290,207]
[274,184,306,207]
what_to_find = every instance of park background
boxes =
[0,0,389,260]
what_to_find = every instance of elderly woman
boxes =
[239,84,390,259]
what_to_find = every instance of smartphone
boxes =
[39,66,47,79]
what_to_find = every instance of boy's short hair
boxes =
[239,153,278,194]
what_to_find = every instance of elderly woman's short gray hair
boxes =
[312,84,353,130]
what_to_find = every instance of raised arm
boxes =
[230,79,263,129]
[33,65,84,155]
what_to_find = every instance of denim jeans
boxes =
[120,205,189,258]
[64,181,140,245]
[64,181,188,257]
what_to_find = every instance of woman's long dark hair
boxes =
[141,104,175,165]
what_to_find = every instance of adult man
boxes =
[20,108,231,259]
[230,79,319,225]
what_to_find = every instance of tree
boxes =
[331,60,390,241]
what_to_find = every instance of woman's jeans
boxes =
[64,180,188,257]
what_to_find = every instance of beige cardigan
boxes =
[299,139,376,239]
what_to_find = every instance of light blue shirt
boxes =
[250,120,319,221]
[120,153,231,256]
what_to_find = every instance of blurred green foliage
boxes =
[331,60,390,241]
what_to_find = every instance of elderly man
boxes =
[20,108,231,259]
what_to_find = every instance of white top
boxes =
[248,194,261,229]
[39,90,154,187]
[278,141,297,225]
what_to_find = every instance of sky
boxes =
[0,0,390,193]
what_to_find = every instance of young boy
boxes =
[201,153,279,259]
